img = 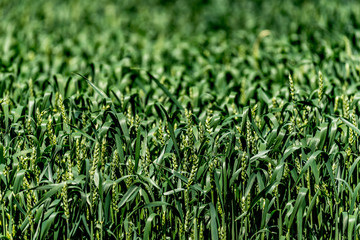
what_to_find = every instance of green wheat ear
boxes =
[289,74,295,102]
[61,182,70,220]
[90,142,100,179]
[126,157,134,187]
[318,71,323,102]
[101,135,107,173]
[241,152,247,185]
[47,116,57,146]
[76,138,81,174]
[58,93,68,125]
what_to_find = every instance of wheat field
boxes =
[1,0,360,239]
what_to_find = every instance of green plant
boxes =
[1,0,360,239]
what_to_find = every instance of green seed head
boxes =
[318,71,323,102]
[289,74,295,102]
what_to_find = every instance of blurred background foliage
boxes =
[1,0,360,101]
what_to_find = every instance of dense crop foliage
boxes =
[1,0,360,239]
